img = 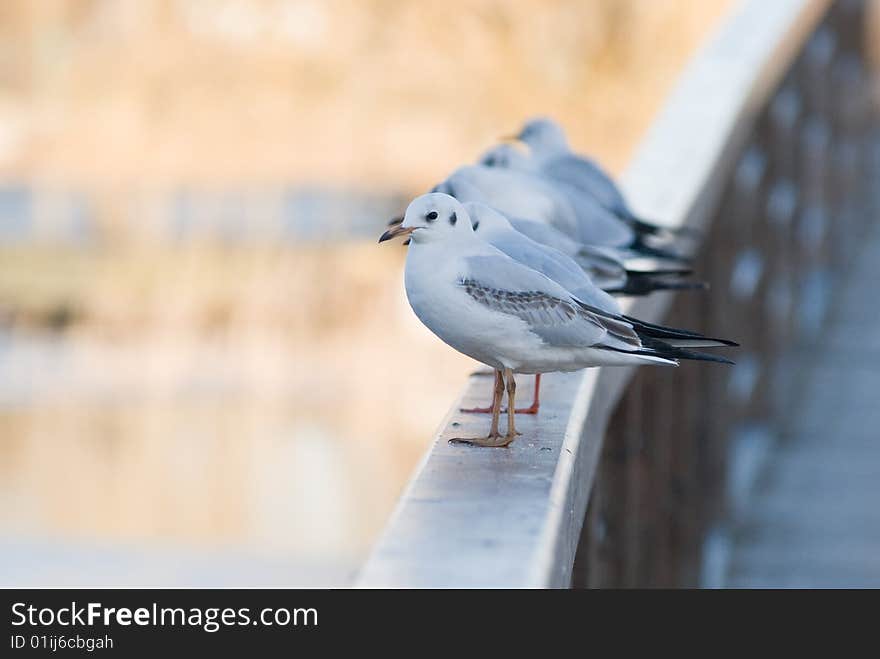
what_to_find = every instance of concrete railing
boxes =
[357,0,878,587]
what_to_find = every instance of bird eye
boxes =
[426,211,438,221]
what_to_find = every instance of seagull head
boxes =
[512,117,569,157]
[429,169,489,204]
[477,143,534,171]
[379,193,473,245]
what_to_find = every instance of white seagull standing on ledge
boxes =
[379,193,735,448]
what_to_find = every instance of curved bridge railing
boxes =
[357,0,878,587]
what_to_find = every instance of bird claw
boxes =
[514,405,539,415]
[448,433,516,448]
[459,406,495,414]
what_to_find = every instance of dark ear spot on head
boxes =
[449,211,457,226]
[472,220,480,231]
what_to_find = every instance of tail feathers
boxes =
[629,215,702,240]
[621,255,695,273]
[596,345,679,366]
[640,338,736,365]
[598,341,734,366]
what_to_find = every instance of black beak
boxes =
[378,225,415,243]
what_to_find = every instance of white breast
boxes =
[403,242,543,371]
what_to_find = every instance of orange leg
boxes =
[515,373,541,414]
[460,373,541,415]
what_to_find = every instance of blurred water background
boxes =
[0,0,732,585]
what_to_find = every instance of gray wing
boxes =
[573,244,629,290]
[460,255,639,350]
[558,182,634,247]
[542,155,630,217]
[449,166,582,239]
[508,218,582,255]
[487,230,621,312]
[508,218,629,293]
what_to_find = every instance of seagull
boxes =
[499,117,697,242]
[462,201,723,415]
[505,118,628,217]
[385,207,705,415]
[379,193,735,448]
[433,165,688,262]
[478,142,536,172]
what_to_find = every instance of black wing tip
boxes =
[622,315,738,347]
[624,267,694,278]
[641,340,737,365]
[601,344,735,366]
[612,278,709,297]
[574,300,739,349]
[679,351,736,365]
[629,241,694,265]
[654,332,740,349]
[657,281,710,293]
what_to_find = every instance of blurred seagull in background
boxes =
[379,194,735,448]
[478,142,535,172]
[433,164,688,262]
[494,116,699,242]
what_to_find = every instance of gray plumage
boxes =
[434,165,634,248]
[465,202,621,310]
[459,254,639,352]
